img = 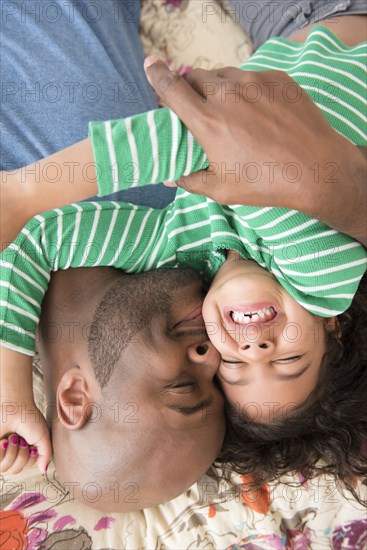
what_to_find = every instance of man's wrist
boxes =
[304,140,367,247]
[333,143,367,247]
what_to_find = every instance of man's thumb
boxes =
[176,171,216,198]
[144,56,177,94]
[144,56,204,131]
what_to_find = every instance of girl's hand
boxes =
[0,400,52,475]
[0,434,39,475]
[0,347,52,473]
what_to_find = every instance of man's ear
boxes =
[57,368,94,430]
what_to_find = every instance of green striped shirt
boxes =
[90,26,367,194]
[1,27,366,356]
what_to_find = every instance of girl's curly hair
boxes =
[215,273,367,506]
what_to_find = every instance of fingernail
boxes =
[29,447,38,457]
[163,180,177,188]
[9,435,19,445]
[19,438,28,448]
[1,441,8,450]
[144,55,160,69]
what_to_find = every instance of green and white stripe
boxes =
[1,190,365,355]
[90,109,209,196]
[1,26,366,356]
[89,27,367,197]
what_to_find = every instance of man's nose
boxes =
[187,340,221,370]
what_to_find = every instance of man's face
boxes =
[45,267,225,511]
[97,268,225,509]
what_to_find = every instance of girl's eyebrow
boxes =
[218,374,249,387]
[276,363,311,380]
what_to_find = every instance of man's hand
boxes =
[144,57,366,247]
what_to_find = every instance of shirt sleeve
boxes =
[0,201,168,356]
[230,205,367,317]
[89,108,209,196]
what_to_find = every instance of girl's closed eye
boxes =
[221,355,304,365]
[274,355,303,364]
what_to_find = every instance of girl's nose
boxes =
[238,339,275,357]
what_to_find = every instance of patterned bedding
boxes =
[1,1,366,548]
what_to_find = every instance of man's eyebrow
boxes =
[165,398,214,416]
[219,363,311,385]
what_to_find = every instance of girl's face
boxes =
[203,252,335,423]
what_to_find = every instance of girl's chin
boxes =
[215,290,279,310]
[213,271,278,294]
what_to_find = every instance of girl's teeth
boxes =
[230,306,276,324]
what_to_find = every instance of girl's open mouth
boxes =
[223,302,280,327]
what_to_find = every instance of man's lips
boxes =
[173,305,205,330]
[223,302,280,327]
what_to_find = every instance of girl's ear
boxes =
[325,316,342,338]
[56,368,92,430]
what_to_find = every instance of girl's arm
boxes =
[1,139,97,251]
[1,108,207,251]
[0,200,167,355]
[2,80,366,255]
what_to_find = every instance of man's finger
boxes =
[216,66,243,80]
[144,57,207,132]
[163,181,177,188]
[176,170,219,199]
[185,69,222,100]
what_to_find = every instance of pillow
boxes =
[140,0,253,76]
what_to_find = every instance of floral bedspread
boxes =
[1,1,366,548]
[1,467,366,549]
